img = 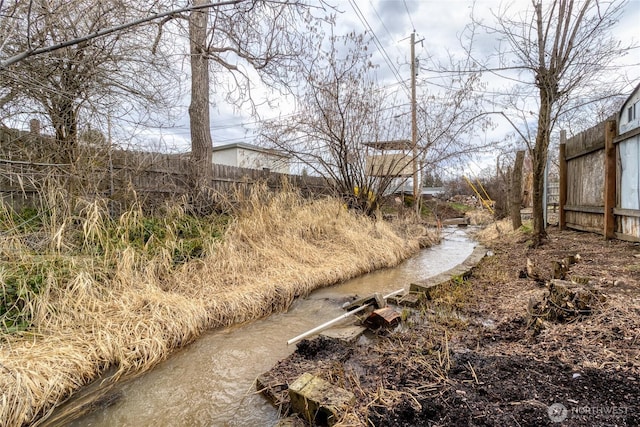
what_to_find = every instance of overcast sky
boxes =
[145,0,640,170]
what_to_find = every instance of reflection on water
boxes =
[69,227,475,427]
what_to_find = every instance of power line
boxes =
[402,0,416,32]
[347,0,410,97]
[368,0,405,60]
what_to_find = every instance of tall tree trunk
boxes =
[188,0,213,195]
[51,102,78,165]
[510,150,525,230]
[532,90,552,245]
[49,101,79,198]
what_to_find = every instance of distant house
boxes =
[363,139,414,195]
[617,83,640,218]
[212,142,290,174]
[619,82,640,135]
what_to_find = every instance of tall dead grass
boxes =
[0,185,424,426]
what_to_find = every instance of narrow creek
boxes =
[66,227,476,427]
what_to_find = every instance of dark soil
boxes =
[295,336,352,361]
[369,351,639,427]
[260,227,640,426]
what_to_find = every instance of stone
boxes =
[342,292,386,311]
[320,325,366,343]
[395,291,425,307]
[288,373,355,426]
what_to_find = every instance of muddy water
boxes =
[69,228,475,427]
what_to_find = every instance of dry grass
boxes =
[471,217,532,244]
[0,185,425,427]
[464,207,495,226]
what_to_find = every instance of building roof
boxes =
[211,142,289,158]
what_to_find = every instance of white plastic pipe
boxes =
[286,288,405,346]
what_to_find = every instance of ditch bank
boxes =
[260,226,640,426]
[1,192,427,427]
[258,243,490,426]
[50,227,477,426]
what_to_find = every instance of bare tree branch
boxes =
[0,0,246,68]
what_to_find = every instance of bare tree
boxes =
[0,0,245,69]
[415,60,495,180]
[189,0,214,189]
[473,0,630,245]
[0,0,181,165]
[510,150,525,229]
[185,0,324,195]
[260,32,413,215]
[262,30,494,215]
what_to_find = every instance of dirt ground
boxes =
[260,225,640,426]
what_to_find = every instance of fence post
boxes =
[603,119,617,240]
[559,130,567,230]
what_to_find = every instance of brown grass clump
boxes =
[464,208,495,226]
[472,217,532,244]
[0,186,423,426]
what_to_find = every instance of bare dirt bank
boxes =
[262,224,639,426]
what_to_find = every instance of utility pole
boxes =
[410,31,419,216]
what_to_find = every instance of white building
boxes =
[616,83,640,240]
[212,143,290,174]
[619,83,640,134]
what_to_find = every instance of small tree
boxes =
[261,32,412,215]
[475,0,630,245]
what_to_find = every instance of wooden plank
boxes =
[604,120,617,239]
[613,126,640,144]
[613,232,640,243]
[614,208,640,218]
[565,121,606,159]
[559,139,567,230]
[566,151,605,207]
[564,205,604,214]
[566,222,603,235]
[565,143,605,161]
[566,209,604,234]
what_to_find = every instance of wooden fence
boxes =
[559,119,640,241]
[0,147,330,211]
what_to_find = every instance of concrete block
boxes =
[410,245,487,298]
[288,373,355,426]
[396,291,425,307]
[321,325,367,343]
[410,276,441,298]
[342,292,386,310]
[442,217,470,226]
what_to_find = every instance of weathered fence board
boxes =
[0,146,330,211]
[559,117,640,242]
[565,149,605,207]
